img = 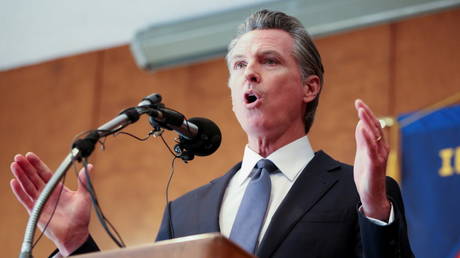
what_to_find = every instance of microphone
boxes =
[138,93,162,107]
[149,107,222,159]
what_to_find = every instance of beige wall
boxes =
[1,8,459,257]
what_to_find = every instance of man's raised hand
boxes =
[353,99,391,222]
[10,152,93,256]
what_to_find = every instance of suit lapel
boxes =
[196,162,241,234]
[256,151,342,258]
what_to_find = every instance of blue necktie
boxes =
[229,159,278,254]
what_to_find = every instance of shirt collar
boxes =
[235,136,315,186]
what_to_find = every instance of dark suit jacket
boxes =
[63,151,413,257]
[156,151,413,258]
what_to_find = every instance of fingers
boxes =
[358,108,388,154]
[77,164,94,194]
[10,152,57,202]
[26,152,53,182]
[10,178,34,212]
[10,161,40,200]
[355,100,388,145]
[355,99,384,139]
[14,154,46,191]
[354,99,389,161]
[358,121,380,160]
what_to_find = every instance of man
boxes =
[10,9,413,257]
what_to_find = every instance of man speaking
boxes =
[10,9,413,257]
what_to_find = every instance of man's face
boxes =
[227,29,308,139]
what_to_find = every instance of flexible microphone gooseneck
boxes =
[19,93,221,258]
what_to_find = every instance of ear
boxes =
[302,75,321,103]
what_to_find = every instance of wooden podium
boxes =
[75,233,255,258]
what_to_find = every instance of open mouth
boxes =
[246,93,258,104]
[243,90,261,107]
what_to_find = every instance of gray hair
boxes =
[226,9,324,134]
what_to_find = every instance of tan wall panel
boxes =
[394,8,460,113]
[0,53,99,257]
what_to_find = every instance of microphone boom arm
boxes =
[19,97,160,258]
[19,93,221,257]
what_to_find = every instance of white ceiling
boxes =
[0,0,271,71]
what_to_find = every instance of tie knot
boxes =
[254,159,278,174]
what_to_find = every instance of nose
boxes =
[244,62,261,84]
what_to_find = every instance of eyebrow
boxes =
[229,50,283,61]
[259,50,282,57]
[230,54,245,61]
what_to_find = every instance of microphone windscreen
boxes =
[185,117,222,156]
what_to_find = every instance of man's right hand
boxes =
[10,152,93,256]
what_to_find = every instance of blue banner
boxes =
[399,105,460,258]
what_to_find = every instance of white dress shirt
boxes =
[219,136,314,242]
[219,136,394,243]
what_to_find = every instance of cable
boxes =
[156,131,181,238]
[62,125,183,247]
[80,158,126,248]
[32,125,170,250]
[66,128,153,248]
[165,156,178,238]
[159,134,179,157]
[68,142,126,248]
[31,172,67,248]
[114,131,152,141]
